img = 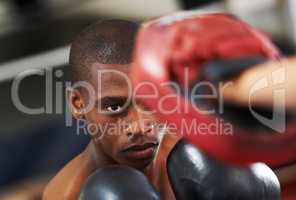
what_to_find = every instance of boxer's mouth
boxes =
[121,142,158,160]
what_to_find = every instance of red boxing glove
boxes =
[132,11,296,167]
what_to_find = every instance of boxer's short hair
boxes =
[69,19,139,82]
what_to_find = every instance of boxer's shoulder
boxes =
[43,144,96,200]
[160,133,181,157]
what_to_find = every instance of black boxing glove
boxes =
[167,140,281,200]
[199,56,266,83]
[78,166,162,200]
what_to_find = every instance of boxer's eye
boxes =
[105,103,129,116]
[107,105,123,113]
[98,96,129,116]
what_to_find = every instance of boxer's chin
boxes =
[118,157,153,170]
[121,148,157,170]
[131,158,154,170]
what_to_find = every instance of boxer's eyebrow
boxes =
[96,96,128,109]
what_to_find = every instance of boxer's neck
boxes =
[89,140,154,173]
[89,140,117,168]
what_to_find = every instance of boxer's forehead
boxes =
[90,63,131,97]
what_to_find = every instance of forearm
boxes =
[222,57,296,110]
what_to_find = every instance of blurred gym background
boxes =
[0,0,295,199]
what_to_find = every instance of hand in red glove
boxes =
[132,11,296,167]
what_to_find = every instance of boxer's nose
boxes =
[124,107,154,139]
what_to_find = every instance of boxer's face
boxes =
[70,63,162,169]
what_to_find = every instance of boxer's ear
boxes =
[66,87,85,120]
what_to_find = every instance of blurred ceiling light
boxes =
[226,0,282,38]
[62,0,181,20]
[0,1,17,35]
[227,0,276,14]
[0,46,69,82]
[285,0,296,45]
